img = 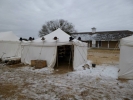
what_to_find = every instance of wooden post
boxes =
[88,41,90,48]
[108,41,109,48]
[98,41,99,48]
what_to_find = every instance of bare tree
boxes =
[38,19,76,37]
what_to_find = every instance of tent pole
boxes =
[57,46,58,68]
[71,45,74,71]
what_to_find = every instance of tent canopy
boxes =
[120,35,133,46]
[0,31,19,41]
[21,28,88,70]
[0,31,21,58]
[22,28,86,46]
[35,28,71,42]
[119,35,133,79]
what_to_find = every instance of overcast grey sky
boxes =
[0,0,133,38]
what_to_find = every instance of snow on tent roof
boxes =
[120,35,133,46]
[0,31,19,41]
[35,28,72,42]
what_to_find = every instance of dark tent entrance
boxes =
[54,45,74,73]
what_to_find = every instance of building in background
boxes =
[71,27,133,49]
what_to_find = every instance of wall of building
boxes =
[101,41,108,48]
[84,40,119,49]
[86,41,92,47]
[109,41,119,48]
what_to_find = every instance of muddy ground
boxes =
[0,49,133,100]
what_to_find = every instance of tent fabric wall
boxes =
[0,41,21,58]
[73,40,88,69]
[119,36,133,79]
[21,42,87,69]
[120,36,133,46]
[0,31,21,58]
[73,44,87,69]
[21,45,57,68]
[119,46,133,79]
[21,28,88,69]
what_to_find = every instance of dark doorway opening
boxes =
[99,41,101,47]
[54,45,74,73]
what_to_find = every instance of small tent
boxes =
[119,35,133,79]
[0,31,21,59]
[21,28,88,70]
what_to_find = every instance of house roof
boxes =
[71,30,133,41]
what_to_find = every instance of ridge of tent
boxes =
[0,31,19,41]
[35,28,71,42]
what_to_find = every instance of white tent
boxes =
[21,28,88,70]
[119,35,133,79]
[0,31,21,58]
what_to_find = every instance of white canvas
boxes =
[21,45,57,68]
[21,28,88,69]
[0,31,21,58]
[0,31,19,41]
[119,35,133,79]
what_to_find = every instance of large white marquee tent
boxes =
[0,31,21,59]
[119,35,133,79]
[21,28,88,70]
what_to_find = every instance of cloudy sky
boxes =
[0,0,133,38]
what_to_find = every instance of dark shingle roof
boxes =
[71,30,133,41]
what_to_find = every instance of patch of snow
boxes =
[74,60,118,79]
[19,66,53,74]
[0,61,132,100]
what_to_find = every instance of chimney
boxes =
[91,27,96,33]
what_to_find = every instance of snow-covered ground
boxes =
[0,61,133,100]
